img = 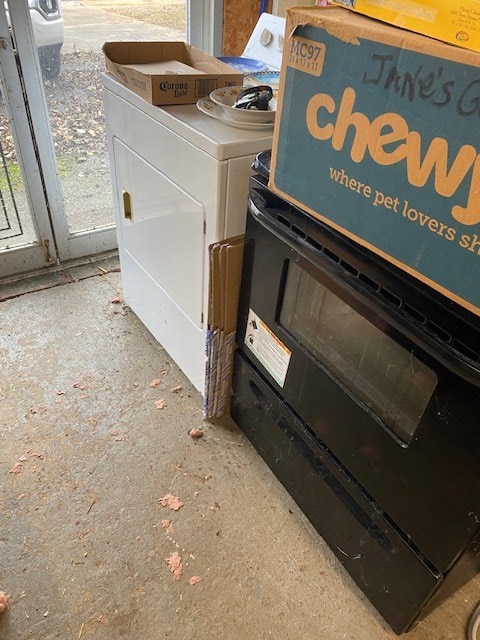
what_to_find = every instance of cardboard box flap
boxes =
[103,41,188,65]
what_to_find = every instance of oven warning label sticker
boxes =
[244,309,291,388]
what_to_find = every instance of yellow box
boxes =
[332,0,480,52]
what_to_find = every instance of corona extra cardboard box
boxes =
[270,6,480,316]
[331,0,480,53]
[103,42,242,105]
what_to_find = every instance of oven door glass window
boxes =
[280,261,438,444]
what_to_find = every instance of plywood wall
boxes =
[223,0,273,56]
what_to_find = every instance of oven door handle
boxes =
[248,196,480,389]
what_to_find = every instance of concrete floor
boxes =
[0,258,478,640]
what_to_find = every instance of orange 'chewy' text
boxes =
[306,87,480,226]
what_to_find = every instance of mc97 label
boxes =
[288,37,326,76]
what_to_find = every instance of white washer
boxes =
[102,15,285,393]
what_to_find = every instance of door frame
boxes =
[0,0,59,276]
[187,0,223,56]
[8,0,117,264]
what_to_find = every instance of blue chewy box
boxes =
[270,6,480,317]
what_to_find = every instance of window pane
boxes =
[0,104,39,250]
[280,261,437,443]
[45,1,187,235]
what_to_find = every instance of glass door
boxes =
[2,0,191,277]
[0,0,58,277]
[40,0,189,258]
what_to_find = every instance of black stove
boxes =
[230,151,480,635]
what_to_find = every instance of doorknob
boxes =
[0,38,8,51]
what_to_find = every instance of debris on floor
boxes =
[159,494,183,511]
[165,552,183,581]
[188,428,203,439]
[8,462,23,475]
[0,592,10,613]
[110,429,126,441]
[189,576,202,586]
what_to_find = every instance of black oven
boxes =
[231,152,480,634]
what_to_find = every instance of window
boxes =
[280,261,438,443]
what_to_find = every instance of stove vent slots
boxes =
[272,210,480,366]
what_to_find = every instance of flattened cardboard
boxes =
[204,236,245,420]
[103,41,243,105]
[270,6,480,317]
[332,0,480,53]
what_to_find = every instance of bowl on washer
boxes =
[209,86,276,124]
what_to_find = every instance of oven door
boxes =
[236,180,480,574]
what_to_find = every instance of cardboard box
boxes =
[270,6,480,317]
[103,41,243,105]
[272,0,316,17]
[204,236,245,419]
[332,0,480,53]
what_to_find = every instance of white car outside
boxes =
[5,0,64,79]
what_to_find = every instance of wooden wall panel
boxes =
[222,1,273,56]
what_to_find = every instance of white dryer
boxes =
[102,14,285,393]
